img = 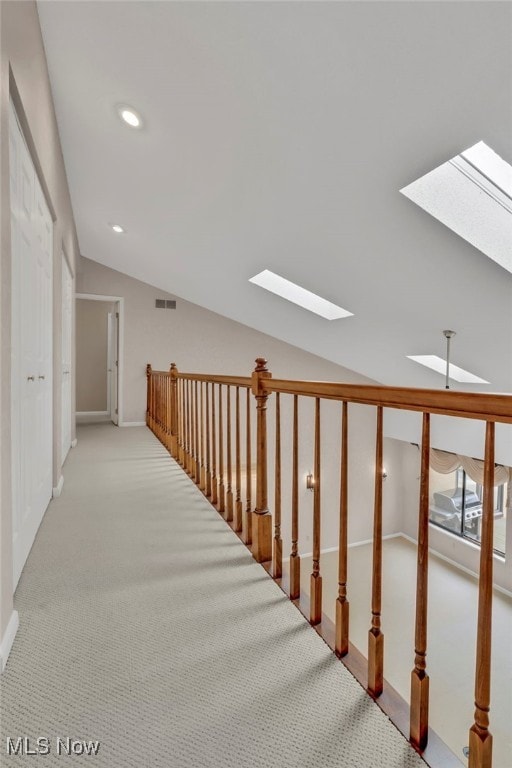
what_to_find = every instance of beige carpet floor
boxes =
[0,424,426,767]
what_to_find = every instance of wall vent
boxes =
[155,299,177,309]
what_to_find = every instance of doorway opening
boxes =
[75,293,124,425]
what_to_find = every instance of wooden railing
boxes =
[146,359,512,768]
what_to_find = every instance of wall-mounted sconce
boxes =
[382,468,388,481]
[306,473,315,491]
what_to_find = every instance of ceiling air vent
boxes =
[155,299,177,309]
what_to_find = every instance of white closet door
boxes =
[9,102,53,589]
[61,256,73,463]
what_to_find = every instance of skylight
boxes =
[407,355,489,384]
[400,141,512,274]
[249,270,353,320]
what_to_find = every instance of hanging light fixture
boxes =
[443,330,456,389]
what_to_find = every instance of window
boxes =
[429,467,507,555]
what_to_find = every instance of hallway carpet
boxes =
[0,425,426,767]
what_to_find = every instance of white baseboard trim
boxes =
[282,535,403,563]
[348,532,402,550]
[0,610,19,672]
[76,411,109,417]
[399,532,512,598]
[120,421,146,427]
[52,474,64,498]
[71,438,78,448]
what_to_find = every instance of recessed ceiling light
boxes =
[249,269,353,320]
[117,105,142,129]
[400,141,512,274]
[407,355,489,384]
[110,223,125,234]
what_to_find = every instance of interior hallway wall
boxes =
[0,1,80,657]
[76,300,113,413]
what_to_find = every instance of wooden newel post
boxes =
[146,364,152,428]
[410,412,430,750]
[169,363,178,458]
[468,421,495,768]
[251,358,272,563]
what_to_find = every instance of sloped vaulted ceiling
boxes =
[38,0,512,392]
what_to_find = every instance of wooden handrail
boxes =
[146,359,510,768]
[265,378,512,423]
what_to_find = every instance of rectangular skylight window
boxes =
[249,270,353,320]
[400,142,512,274]
[461,141,512,200]
[407,355,489,384]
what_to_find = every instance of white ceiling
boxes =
[38,1,512,391]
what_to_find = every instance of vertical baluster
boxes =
[157,375,161,438]
[146,365,152,428]
[194,380,200,483]
[242,387,252,545]
[336,401,349,656]
[251,358,272,563]
[273,392,282,578]
[234,387,243,531]
[167,375,170,447]
[166,375,170,449]
[310,397,322,625]
[176,378,181,463]
[153,373,156,432]
[226,385,234,521]
[410,412,431,749]
[211,383,218,505]
[189,379,194,475]
[183,379,188,468]
[205,382,212,497]
[164,376,167,442]
[290,395,300,599]
[155,374,159,434]
[368,405,384,697]
[161,374,165,444]
[218,384,225,513]
[191,379,196,476]
[170,364,178,458]
[179,378,184,466]
[186,379,191,474]
[468,421,495,768]
[158,375,162,436]
[200,381,206,489]
[155,373,159,434]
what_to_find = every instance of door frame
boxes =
[75,293,124,425]
[61,252,73,464]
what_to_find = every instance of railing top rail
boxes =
[149,369,252,387]
[178,373,252,387]
[148,366,512,423]
[265,378,512,424]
